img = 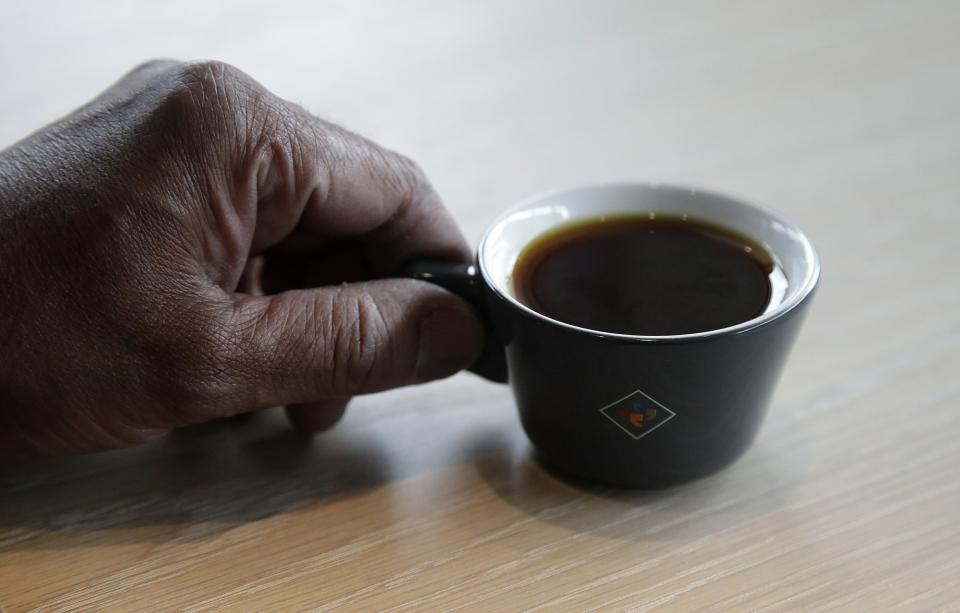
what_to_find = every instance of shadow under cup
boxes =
[414,183,819,488]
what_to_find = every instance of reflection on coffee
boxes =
[511,213,782,336]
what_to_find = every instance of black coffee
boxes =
[512,214,777,335]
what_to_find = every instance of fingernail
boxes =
[416,304,484,382]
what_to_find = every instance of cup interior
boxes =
[478,183,819,340]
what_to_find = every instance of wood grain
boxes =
[2,0,959,610]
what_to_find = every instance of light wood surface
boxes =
[2,1,959,610]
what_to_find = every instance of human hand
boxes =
[0,60,484,454]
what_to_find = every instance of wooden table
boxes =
[2,1,959,609]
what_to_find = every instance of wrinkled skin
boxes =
[0,60,483,454]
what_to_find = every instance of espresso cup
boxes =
[406,183,819,488]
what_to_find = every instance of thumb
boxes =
[230,279,484,407]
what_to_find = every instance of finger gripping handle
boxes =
[402,260,508,383]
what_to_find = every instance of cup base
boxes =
[531,444,751,490]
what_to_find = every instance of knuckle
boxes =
[329,289,390,393]
[385,152,441,220]
[157,60,254,132]
[364,147,443,240]
[331,127,426,196]
[179,59,245,91]
[390,151,427,183]
[377,148,429,196]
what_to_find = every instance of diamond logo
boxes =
[598,389,676,440]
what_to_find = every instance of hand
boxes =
[0,60,484,454]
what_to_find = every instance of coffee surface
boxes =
[511,214,776,335]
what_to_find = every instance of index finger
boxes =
[249,101,471,274]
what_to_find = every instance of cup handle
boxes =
[401,260,508,383]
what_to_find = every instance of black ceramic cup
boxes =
[406,183,819,488]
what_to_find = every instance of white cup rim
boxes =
[476,182,820,342]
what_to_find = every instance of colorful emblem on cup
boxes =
[598,389,676,440]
